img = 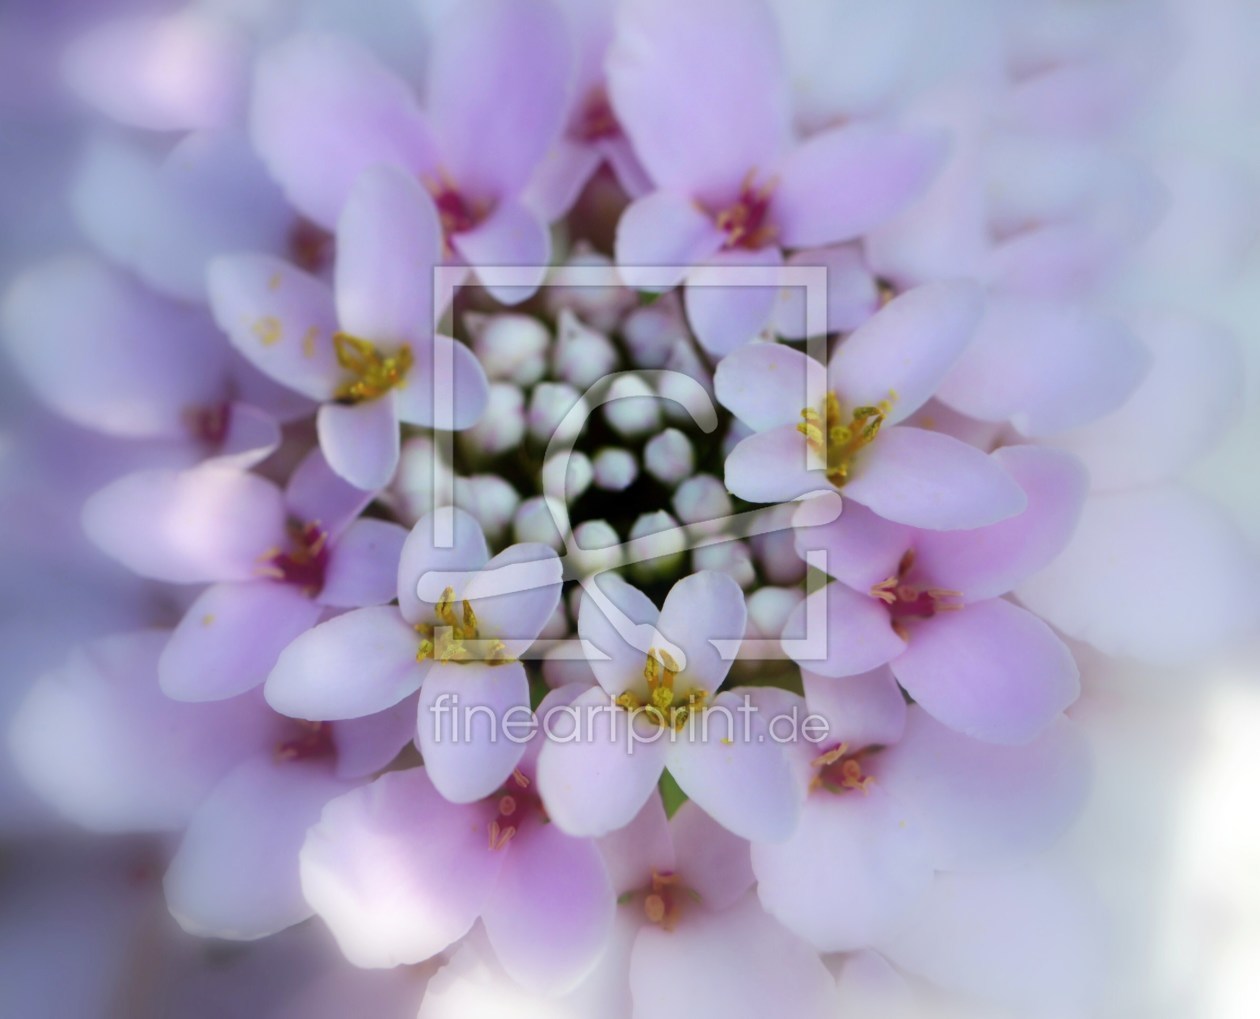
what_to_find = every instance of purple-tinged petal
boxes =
[483,821,614,993]
[399,507,491,625]
[392,333,489,430]
[165,756,353,939]
[935,296,1149,437]
[285,446,374,540]
[335,164,443,346]
[784,584,904,678]
[684,247,783,357]
[598,794,675,895]
[416,661,530,804]
[2,256,228,438]
[890,599,1080,745]
[614,190,724,291]
[802,667,907,750]
[724,425,827,504]
[657,571,746,695]
[265,607,427,720]
[577,572,661,700]
[453,201,551,305]
[828,280,984,425]
[82,465,288,584]
[715,341,826,432]
[425,0,572,201]
[252,34,439,227]
[630,891,840,1018]
[667,690,800,843]
[873,708,1090,870]
[212,403,282,469]
[300,768,503,967]
[460,544,563,657]
[160,581,323,701]
[751,790,933,952]
[910,446,1088,600]
[773,245,879,338]
[207,254,341,401]
[793,499,913,592]
[843,426,1027,530]
[332,696,419,780]
[771,126,946,247]
[524,138,604,220]
[536,686,668,838]
[319,519,409,608]
[671,800,756,912]
[316,395,400,491]
[608,0,791,203]
[1016,486,1260,665]
[10,631,280,832]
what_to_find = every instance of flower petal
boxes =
[783,584,904,679]
[670,800,756,911]
[398,506,491,626]
[391,333,490,431]
[793,499,913,592]
[265,606,427,720]
[460,544,563,658]
[890,599,1080,745]
[657,571,747,695]
[684,247,783,357]
[772,245,880,338]
[577,572,662,700]
[614,190,724,291]
[284,446,376,538]
[416,661,530,804]
[802,667,907,750]
[842,426,1027,530]
[316,394,401,491]
[160,581,323,701]
[453,201,551,305]
[714,341,826,432]
[319,519,410,609]
[299,768,502,967]
[724,425,828,504]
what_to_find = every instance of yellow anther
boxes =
[333,332,413,403]
[797,390,896,488]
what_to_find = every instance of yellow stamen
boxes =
[798,390,895,487]
[333,332,413,403]
[416,585,514,665]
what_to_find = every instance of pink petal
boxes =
[265,606,427,720]
[392,333,490,431]
[525,137,604,220]
[598,795,675,895]
[460,544,563,658]
[890,599,1080,745]
[160,581,323,701]
[657,571,747,696]
[771,125,946,247]
[299,768,502,966]
[714,341,826,432]
[671,801,756,911]
[842,426,1027,530]
[398,507,490,627]
[2,256,227,438]
[629,891,840,1018]
[772,245,880,338]
[684,247,783,357]
[82,465,288,584]
[316,395,401,491]
[165,756,352,938]
[207,254,341,401]
[251,34,438,227]
[1015,486,1260,664]
[335,164,443,346]
[536,686,668,837]
[614,190,724,291]
[416,661,530,804]
[452,201,551,305]
[285,446,375,538]
[802,667,907,750]
[724,425,827,504]
[873,707,1090,870]
[213,403,282,469]
[910,445,1088,600]
[751,790,933,952]
[828,280,985,425]
[934,295,1149,436]
[783,585,904,678]
[483,821,615,993]
[319,519,410,608]
[425,0,572,202]
[607,0,790,203]
[577,572,661,700]
[793,499,913,592]
[332,697,420,780]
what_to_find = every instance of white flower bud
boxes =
[543,246,635,333]
[658,340,714,425]
[513,495,565,551]
[538,602,569,641]
[622,294,687,368]
[528,382,587,445]
[460,382,525,459]
[553,309,619,390]
[627,510,686,582]
[466,312,548,386]
[692,540,756,589]
[392,435,454,523]
[603,374,661,438]
[643,428,694,487]
[751,504,806,585]
[673,475,732,534]
[592,447,638,491]
[541,451,593,504]
[745,586,804,644]
[454,475,519,544]
[570,519,623,577]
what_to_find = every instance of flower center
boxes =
[333,333,413,403]
[288,217,334,274]
[185,402,231,447]
[258,521,330,595]
[573,86,620,142]
[797,390,894,487]
[713,173,777,250]
[276,720,336,762]
[615,648,707,730]
[810,743,873,795]
[869,549,963,640]
[416,586,514,665]
[423,176,491,240]
[488,768,543,850]
[620,870,701,931]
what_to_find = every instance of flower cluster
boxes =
[1,0,1255,1016]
